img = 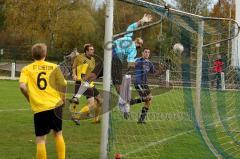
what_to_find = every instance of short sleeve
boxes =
[48,66,67,95]
[19,67,28,84]
[55,66,67,87]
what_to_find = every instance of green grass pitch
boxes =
[0,80,101,159]
[0,80,240,158]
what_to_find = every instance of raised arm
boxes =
[124,14,152,37]
[137,14,152,27]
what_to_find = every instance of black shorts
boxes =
[92,55,123,85]
[111,55,123,85]
[34,106,63,136]
[92,62,103,79]
[75,81,99,99]
[135,84,151,98]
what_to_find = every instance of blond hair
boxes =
[135,37,143,45]
[32,43,47,60]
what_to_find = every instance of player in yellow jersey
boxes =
[70,44,102,125]
[19,43,67,159]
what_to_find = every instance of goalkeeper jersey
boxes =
[73,53,95,84]
[19,60,67,114]
[113,22,138,63]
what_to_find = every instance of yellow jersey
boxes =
[73,53,95,86]
[19,60,67,114]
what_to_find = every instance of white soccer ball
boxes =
[173,43,184,53]
[216,43,220,48]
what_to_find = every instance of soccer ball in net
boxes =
[173,43,184,53]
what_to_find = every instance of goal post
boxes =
[100,0,114,159]
[104,0,240,158]
[195,20,223,159]
[231,0,240,67]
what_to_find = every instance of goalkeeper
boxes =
[135,48,157,123]
[70,44,102,125]
[85,14,152,96]
[111,14,152,93]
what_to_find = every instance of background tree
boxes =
[0,0,232,63]
[210,0,235,18]
[2,0,98,60]
[175,0,211,15]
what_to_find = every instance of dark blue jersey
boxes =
[135,57,156,84]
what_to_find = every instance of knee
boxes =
[36,136,46,144]
[53,131,63,138]
[146,94,152,101]
[88,103,95,109]
[145,101,151,108]
[145,96,152,106]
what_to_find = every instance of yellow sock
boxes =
[55,135,66,159]
[80,105,90,114]
[36,143,47,159]
[78,105,90,119]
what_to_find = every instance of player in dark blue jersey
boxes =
[134,48,156,123]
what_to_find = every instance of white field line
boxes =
[0,108,30,112]
[123,130,194,157]
[123,114,239,157]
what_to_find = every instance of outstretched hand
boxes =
[141,14,152,24]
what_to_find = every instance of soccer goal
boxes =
[101,0,240,158]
